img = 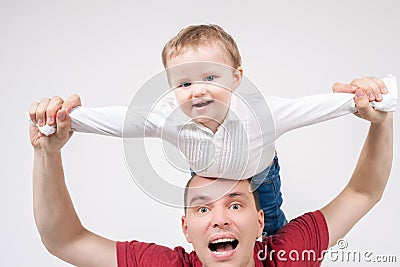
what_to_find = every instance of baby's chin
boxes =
[193,117,212,123]
[192,115,222,125]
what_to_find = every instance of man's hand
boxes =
[332,76,387,102]
[28,94,82,151]
[353,88,388,125]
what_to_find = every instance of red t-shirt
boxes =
[117,210,329,266]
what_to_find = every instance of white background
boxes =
[1,0,399,266]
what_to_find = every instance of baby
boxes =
[32,24,397,236]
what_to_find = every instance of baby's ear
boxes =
[232,66,243,90]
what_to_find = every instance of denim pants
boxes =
[251,156,287,236]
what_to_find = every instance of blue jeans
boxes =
[251,156,287,236]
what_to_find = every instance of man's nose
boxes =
[211,209,231,228]
[192,83,207,98]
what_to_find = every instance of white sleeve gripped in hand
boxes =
[69,104,167,138]
[69,106,127,137]
[37,75,397,137]
[268,74,397,139]
[37,98,171,137]
[35,106,127,137]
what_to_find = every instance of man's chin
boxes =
[206,243,239,263]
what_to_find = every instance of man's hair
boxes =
[183,175,261,214]
[161,24,242,69]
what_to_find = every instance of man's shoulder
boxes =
[117,240,202,266]
[254,210,328,265]
[273,210,327,240]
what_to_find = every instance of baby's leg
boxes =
[252,156,287,236]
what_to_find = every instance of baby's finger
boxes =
[36,98,51,126]
[46,96,64,126]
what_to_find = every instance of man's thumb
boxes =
[55,109,71,138]
[354,89,373,119]
[332,82,358,93]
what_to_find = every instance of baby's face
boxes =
[165,43,242,132]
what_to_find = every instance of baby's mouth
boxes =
[208,238,239,254]
[192,99,214,108]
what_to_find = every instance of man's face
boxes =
[165,43,242,132]
[182,176,264,266]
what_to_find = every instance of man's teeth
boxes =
[209,238,238,253]
[212,251,230,255]
[211,238,235,244]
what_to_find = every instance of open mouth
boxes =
[192,100,214,108]
[208,238,239,254]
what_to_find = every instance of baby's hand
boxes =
[332,77,387,102]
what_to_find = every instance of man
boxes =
[30,88,393,266]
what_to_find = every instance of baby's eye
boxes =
[198,207,209,214]
[205,75,215,82]
[181,82,192,88]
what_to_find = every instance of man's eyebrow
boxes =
[189,195,211,206]
[188,191,249,206]
[227,191,249,200]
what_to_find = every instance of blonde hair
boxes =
[161,24,242,69]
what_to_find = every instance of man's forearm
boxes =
[33,149,84,254]
[349,113,393,202]
[320,90,393,247]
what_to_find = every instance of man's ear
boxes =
[181,215,192,243]
[232,66,243,90]
[257,210,264,238]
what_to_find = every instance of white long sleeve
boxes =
[37,76,397,143]
[268,93,356,139]
[69,94,177,138]
[34,76,397,179]
[268,75,397,139]
[69,106,127,137]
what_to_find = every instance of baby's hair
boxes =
[162,24,242,69]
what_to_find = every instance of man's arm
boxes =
[320,89,393,247]
[30,99,117,267]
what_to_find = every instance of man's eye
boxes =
[181,82,192,87]
[230,204,241,210]
[205,75,215,82]
[199,207,209,213]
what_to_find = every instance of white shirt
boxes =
[48,75,397,179]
